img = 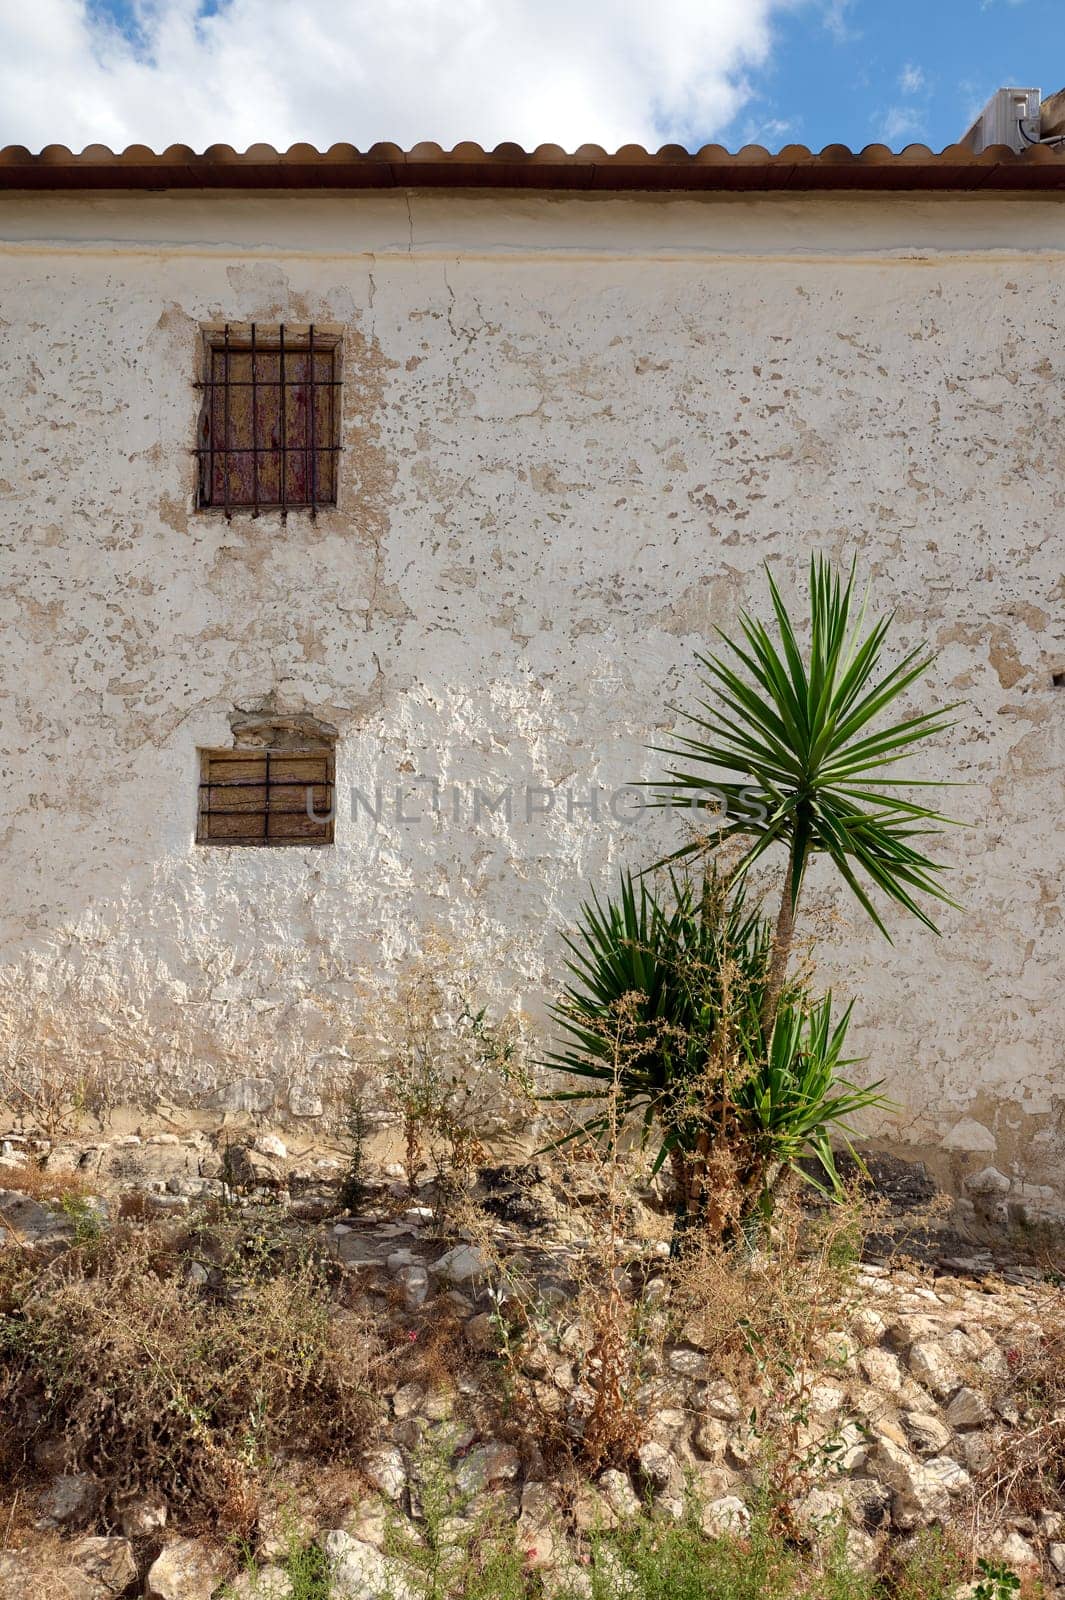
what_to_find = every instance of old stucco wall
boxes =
[0,188,1062,1212]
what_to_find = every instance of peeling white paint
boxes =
[0,189,1062,1208]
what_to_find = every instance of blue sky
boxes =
[1,0,1062,155]
[739,0,1063,151]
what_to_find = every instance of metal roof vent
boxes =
[961,87,1042,153]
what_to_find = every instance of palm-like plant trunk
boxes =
[760,859,798,1036]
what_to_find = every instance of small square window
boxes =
[196,747,335,846]
[196,324,341,515]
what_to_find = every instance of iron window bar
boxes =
[279,321,286,513]
[223,321,231,521]
[194,323,342,520]
[251,320,258,516]
[197,747,335,846]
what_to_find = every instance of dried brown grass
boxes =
[394,1302,470,1396]
[452,1178,877,1540]
[0,1162,90,1207]
[668,1184,874,1526]
[482,1256,658,1481]
[669,1186,869,1382]
[976,1290,1065,1523]
[0,1495,111,1600]
[0,1209,385,1534]
[453,1074,667,1482]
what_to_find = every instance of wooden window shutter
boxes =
[197,748,335,846]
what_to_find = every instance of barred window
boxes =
[196,324,341,516]
[196,748,335,847]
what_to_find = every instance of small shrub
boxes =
[55,1192,104,1247]
[0,1160,91,1206]
[471,1222,657,1478]
[223,1535,331,1600]
[979,1293,1065,1519]
[385,1437,532,1600]
[282,1540,331,1600]
[348,941,532,1201]
[0,1059,101,1141]
[0,1210,384,1531]
[974,1559,1023,1600]
[335,1088,369,1216]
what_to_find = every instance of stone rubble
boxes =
[62,1537,138,1600]
[146,1537,228,1600]
[0,1125,1062,1595]
[35,1474,102,1531]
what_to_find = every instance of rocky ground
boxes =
[0,1122,1062,1599]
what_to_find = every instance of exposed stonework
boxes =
[0,188,1062,1212]
[0,1133,1062,1593]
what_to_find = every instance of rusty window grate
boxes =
[195,324,341,517]
[196,747,335,846]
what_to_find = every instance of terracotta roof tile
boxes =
[1,140,1064,191]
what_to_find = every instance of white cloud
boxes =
[821,0,856,44]
[877,61,933,148]
[0,0,795,155]
[738,112,797,148]
[879,105,926,146]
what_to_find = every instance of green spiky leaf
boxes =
[652,556,963,935]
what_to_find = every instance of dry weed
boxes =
[670,1186,873,1525]
[453,1071,666,1479]
[670,1187,866,1376]
[0,1162,90,1207]
[344,935,533,1202]
[975,1289,1065,1523]
[0,1210,385,1533]
[0,1494,112,1600]
[478,1241,658,1480]
[0,1064,100,1144]
[394,1305,470,1397]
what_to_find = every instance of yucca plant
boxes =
[731,993,889,1214]
[541,558,955,1242]
[543,867,768,1142]
[654,556,961,1030]
[543,869,889,1236]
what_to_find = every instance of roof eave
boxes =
[2,140,1065,192]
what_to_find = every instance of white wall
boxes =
[0,188,1062,1211]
